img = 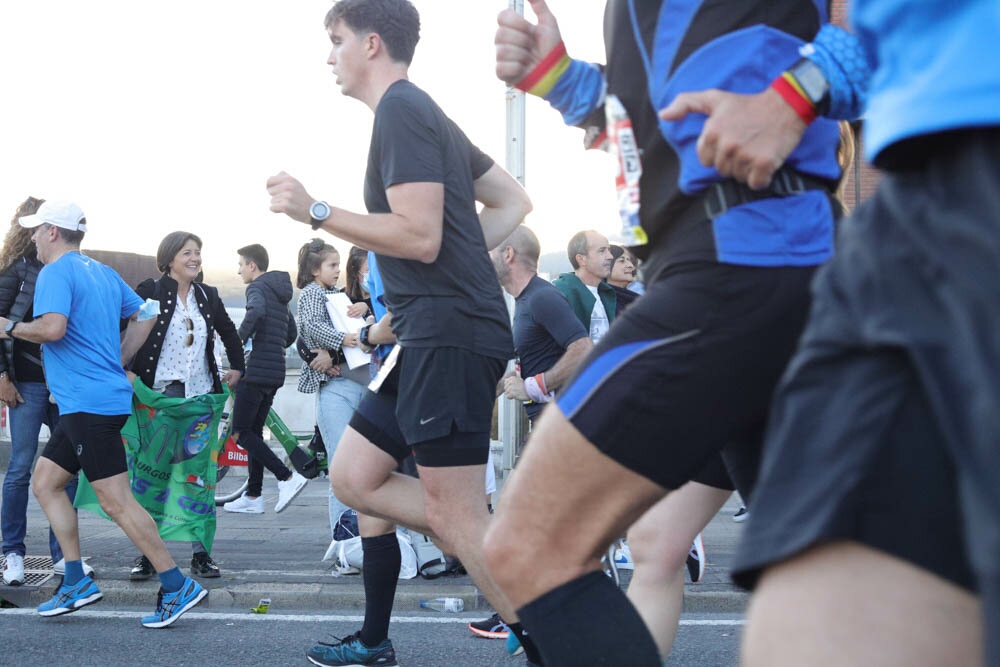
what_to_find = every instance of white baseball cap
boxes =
[19,200,88,232]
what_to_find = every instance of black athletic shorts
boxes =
[732,128,1000,595]
[42,412,130,482]
[349,346,505,468]
[556,260,816,495]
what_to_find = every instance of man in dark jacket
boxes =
[222,244,306,514]
[551,229,616,344]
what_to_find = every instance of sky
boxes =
[1,1,617,276]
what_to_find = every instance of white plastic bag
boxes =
[396,528,418,580]
[334,537,363,576]
[331,529,418,580]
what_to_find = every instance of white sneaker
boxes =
[53,558,96,578]
[613,540,634,571]
[275,472,308,513]
[223,493,265,514]
[3,553,25,585]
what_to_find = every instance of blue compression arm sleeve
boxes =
[801,24,873,120]
[542,59,607,127]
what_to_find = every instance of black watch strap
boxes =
[309,201,331,230]
[359,325,371,349]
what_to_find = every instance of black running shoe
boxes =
[733,505,749,523]
[191,552,221,578]
[130,555,153,581]
[686,533,706,583]
[468,612,510,639]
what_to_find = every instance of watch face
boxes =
[310,201,331,222]
[791,60,828,103]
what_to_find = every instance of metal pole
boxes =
[496,0,528,495]
[853,124,862,211]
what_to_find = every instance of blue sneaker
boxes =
[38,576,103,617]
[307,631,398,666]
[506,630,525,656]
[141,577,207,628]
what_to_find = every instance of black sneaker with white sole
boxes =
[686,533,706,583]
[191,552,221,578]
[130,555,154,581]
[469,612,510,639]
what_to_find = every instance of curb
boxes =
[2,577,747,615]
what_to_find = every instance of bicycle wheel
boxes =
[214,392,248,505]
[214,465,249,506]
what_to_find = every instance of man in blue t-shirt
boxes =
[265,2,535,665]
[1,200,206,628]
[490,225,591,425]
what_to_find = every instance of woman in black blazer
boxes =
[125,231,245,580]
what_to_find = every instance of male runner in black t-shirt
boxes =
[491,225,591,425]
[266,2,533,665]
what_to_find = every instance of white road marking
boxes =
[0,608,745,625]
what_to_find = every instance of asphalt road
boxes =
[1,604,742,666]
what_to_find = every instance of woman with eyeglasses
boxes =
[605,245,642,314]
[125,231,245,580]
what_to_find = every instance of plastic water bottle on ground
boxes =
[419,597,464,612]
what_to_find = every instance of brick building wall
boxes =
[829,0,880,213]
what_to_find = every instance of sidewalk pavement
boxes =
[0,440,748,614]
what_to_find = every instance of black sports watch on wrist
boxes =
[786,57,831,116]
[358,324,375,352]
[4,321,16,338]
[309,200,331,230]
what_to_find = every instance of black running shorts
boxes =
[556,261,815,495]
[349,346,505,468]
[42,412,130,482]
[732,128,1000,594]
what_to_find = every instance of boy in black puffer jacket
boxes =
[223,244,307,514]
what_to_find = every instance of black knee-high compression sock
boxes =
[518,571,661,667]
[359,533,401,647]
[508,621,544,665]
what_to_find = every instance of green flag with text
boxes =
[74,380,228,551]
